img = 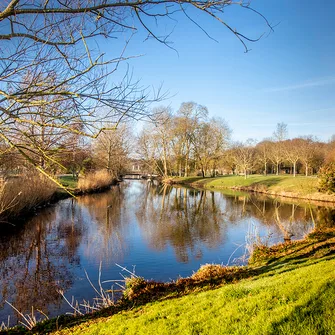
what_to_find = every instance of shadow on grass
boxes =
[249,177,283,188]
[268,281,335,335]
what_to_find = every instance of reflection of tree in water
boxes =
[136,184,329,263]
[0,203,84,324]
[220,193,323,241]
[136,184,226,263]
[314,206,335,230]
[76,184,129,262]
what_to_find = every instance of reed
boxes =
[0,172,57,222]
[77,170,114,193]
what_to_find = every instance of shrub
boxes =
[0,172,57,221]
[318,162,335,193]
[123,276,147,300]
[77,170,114,192]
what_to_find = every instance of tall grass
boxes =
[77,170,114,193]
[0,172,57,222]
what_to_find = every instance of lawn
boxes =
[58,175,78,189]
[206,175,318,195]
[53,257,335,335]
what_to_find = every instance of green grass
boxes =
[207,175,318,194]
[58,175,78,189]
[54,257,335,335]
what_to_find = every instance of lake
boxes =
[1,180,334,326]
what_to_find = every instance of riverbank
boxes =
[0,174,118,227]
[164,175,335,203]
[2,227,334,334]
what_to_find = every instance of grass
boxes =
[58,175,78,189]
[4,227,331,335]
[166,175,335,202]
[50,256,335,334]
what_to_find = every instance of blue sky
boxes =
[104,0,335,142]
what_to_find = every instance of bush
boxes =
[0,172,58,221]
[318,162,335,193]
[77,170,114,192]
[123,276,147,300]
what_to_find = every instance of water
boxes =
[1,180,334,325]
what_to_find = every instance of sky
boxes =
[103,0,335,142]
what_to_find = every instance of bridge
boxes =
[121,172,159,180]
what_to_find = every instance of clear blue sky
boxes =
[104,0,335,142]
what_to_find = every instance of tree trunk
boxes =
[293,161,296,177]
[305,163,308,176]
[185,155,189,177]
[264,161,267,176]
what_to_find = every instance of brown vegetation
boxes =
[0,172,57,222]
[77,170,115,193]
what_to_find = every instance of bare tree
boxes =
[233,139,257,179]
[92,123,133,177]
[175,102,208,176]
[283,139,301,177]
[0,0,273,184]
[298,136,323,176]
[192,117,230,177]
[256,139,271,175]
[152,107,174,177]
[273,122,288,142]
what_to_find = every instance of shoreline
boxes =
[1,227,334,334]
[0,178,119,229]
[164,175,335,204]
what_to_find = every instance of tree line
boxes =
[137,109,335,179]
[1,102,334,181]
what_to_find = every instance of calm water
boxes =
[1,180,335,325]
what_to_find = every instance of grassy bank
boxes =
[165,175,335,202]
[2,227,334,334]
[52,259,335,335]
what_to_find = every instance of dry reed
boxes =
[0,172,57,222]
[77,170,114,193]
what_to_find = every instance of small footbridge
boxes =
[121,172,159,180]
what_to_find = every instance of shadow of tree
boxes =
[268,282,335,335]
[250,178,283,187]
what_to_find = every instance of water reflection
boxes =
[0,207,78,324]
[0,180,334,325]
[136,185,225,262]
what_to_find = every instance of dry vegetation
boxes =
[0,172,57,222]
[77,170,115,193]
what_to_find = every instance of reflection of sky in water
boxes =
[1,180,333,325]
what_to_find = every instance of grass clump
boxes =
[190,264,248,283]
[124,277,148,300]
[77,170,114,193]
